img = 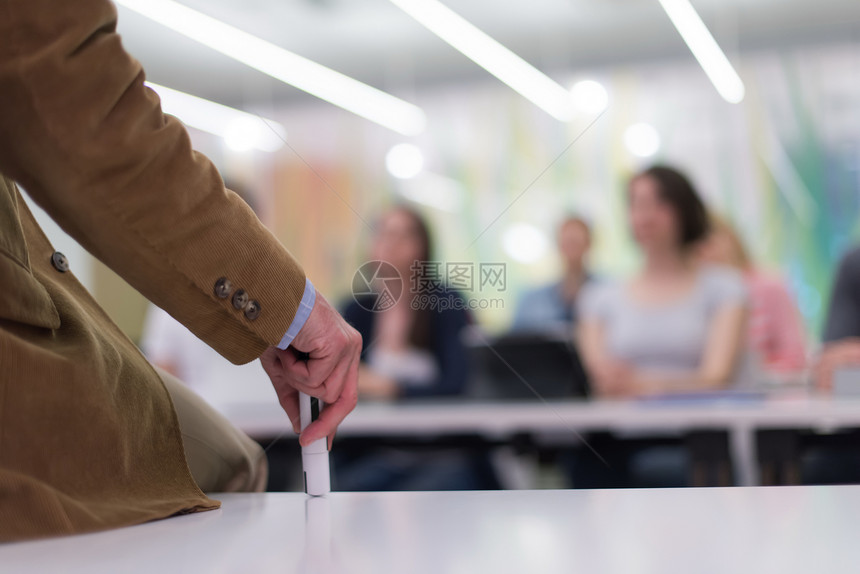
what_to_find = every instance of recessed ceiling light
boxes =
[386,144,425,179]
[624,123,661,158]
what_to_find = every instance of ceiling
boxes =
[116,0,860,110]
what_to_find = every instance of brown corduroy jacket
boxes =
[0,0,307,540]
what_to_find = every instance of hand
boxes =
[260,292,362,448]
[591,360,636,398]
[357,366,399,400]
[813,338,860,391]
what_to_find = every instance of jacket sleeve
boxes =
[0,0,306,364]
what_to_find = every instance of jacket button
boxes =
[232,289,249,310]
[244,300,261,321]
[51,252,69,273]
[214,277,233,299]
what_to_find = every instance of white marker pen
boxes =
[299,392,330,496]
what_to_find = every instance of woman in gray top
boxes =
[578,166,749,398]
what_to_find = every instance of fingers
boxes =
[293,328,361,401]
[837,348,860,364]
[262,351,298,425]
[288,294,342,390]
[300,389,357,446]
[819,341,860,364]
[275,386,301,434]
[299,350,359,446]
[304,328,352,390]
[301,345,355,403]
[279,347,313,387]
[279,335,345,395]
[259,347,282,379]
[814,343,860,390]
[263,346,314,390]
[263,291,362,447]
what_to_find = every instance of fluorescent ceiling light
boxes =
[146,82,285,152]
[388,0,575,121]
[116,0,426,136]
[657,0,745,104]
[570,80,609,115]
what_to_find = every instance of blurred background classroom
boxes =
[31,0,860,491]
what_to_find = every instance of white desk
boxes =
[4,488,860,574]
[222,394,860,486]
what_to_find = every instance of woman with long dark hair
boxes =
[343,205,471,399]
[335,207,495,491]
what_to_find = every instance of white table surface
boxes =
[222,393,860,487]
[223,394,860,438]
[3,487,860,574]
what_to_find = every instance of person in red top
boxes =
[699,218,808,376]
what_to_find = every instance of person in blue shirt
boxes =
[512,216,592,332]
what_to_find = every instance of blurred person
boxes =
[699,217,807,376]
[571,166,748,488]
[790,246,860,486]
[698,219,806,486]
[335,207,498,491]
[342,206,471,400]
[0,1,360,541]
[578,166,749,397]
[815,246,860,390]
[512,216,592,332]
